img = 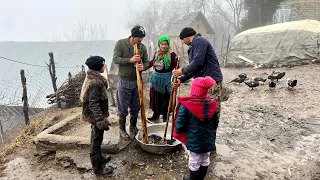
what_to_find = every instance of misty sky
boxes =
[0,0,148,42]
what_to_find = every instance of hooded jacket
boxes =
[174,96,218,153]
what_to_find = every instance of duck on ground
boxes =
[287,78,297,89]
[238,73,248,79]
[229,77,246,84]
[269,80,276,89]
[252,77,267,84]
[244,80,260,90]
[267,71,286,81]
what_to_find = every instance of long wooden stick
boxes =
[134,43,148,143]
[170,56,180,139]
[163,56,180,142]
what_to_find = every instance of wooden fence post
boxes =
[225,34,231,66]
[20,69,30,125]
[0,119,4,143]
[221,34,225,55]
[47,52,61,108]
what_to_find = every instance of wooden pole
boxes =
[134,43,148,143]
[47,52,61,108]
[170,58,180,140]
[0,118,4,144]
[225,34,231,66]
[163,56,180,142]
[68,72,72,81]
[221,34,225,55]
[20,69,30,125]
[105,64,116,106]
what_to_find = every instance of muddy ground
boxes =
[1,64,320,180]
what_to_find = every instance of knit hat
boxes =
[131,25,146,37]
[190,76,216,97]
[85,56,105,71]
[179,27,196,40]
[156,35,171,70]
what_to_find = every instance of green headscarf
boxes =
[156,35,171,70]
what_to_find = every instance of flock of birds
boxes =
[229,71,298,90]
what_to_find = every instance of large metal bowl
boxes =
[135,123,182,154]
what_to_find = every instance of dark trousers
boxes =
[90,124,104,157]
[116,78,140,118]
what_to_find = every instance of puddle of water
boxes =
[216,144,232,157]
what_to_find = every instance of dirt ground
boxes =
[1,64,320,180]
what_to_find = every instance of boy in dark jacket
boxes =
[80,56,113,175]
[174,76,218,180]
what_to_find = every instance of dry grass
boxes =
[1,119,43,155]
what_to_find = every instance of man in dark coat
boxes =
[172,27,223,149]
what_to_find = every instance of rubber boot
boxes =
[147,112,159,121]
[183,169,200,180]
[90,153,113,175]
[119,116,130,140]
[162,113,167,123]
[129,116,139,137]
[198,166,209,180]
[100,154,111,166]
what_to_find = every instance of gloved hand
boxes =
[96,117,110,131]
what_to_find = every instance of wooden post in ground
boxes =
[105,65,116,106]
[0,118,4,144]
[20,69,30,125]
[225,34,231,66]
[47,52,61,108]
[221,34,225,56]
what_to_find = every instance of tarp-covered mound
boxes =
[225,20,320,68]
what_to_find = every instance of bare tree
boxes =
[125,0,199,51]
[211,0,245,34]
[191,0,210,15]
[62,21,108,41]
[46,33,62,42]
[126,0,166,54]
[124,0,241,56]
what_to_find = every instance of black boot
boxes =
[129,116,139,137]
[162,113,168,123]
[183,169,200,180]
[100,154,111,166]
[90,153,114,175]
[119,116,130,140]
[147,112,159,121]
[198,166,208,180]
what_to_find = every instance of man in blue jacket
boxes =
[172,27,223,150]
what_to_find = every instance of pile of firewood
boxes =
[46,70,86,108]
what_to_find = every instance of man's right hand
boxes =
[130,55,140,63]
[172,79,181,90]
